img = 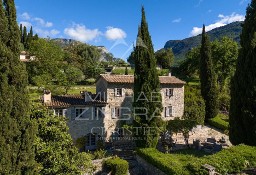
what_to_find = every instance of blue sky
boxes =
[15,0,249,60]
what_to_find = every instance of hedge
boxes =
[137,145,256,175]
[104,157,129,175]
[208,114,229,131]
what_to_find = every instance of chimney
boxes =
[168,72,172,76]
[43,90,51,103]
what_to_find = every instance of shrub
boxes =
[208,114,229,131]
[93,149,107,160]
[183,85,205,125]
[75,136,87,151]
[104,157,129,175]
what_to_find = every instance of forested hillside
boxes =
[164,21,242,62]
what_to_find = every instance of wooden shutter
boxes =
[166,89,170,97]
[121,88,123,96]
[169,106,173,116]
[165,107,170,117]
[114,88,117,97]
[170,89,174,96]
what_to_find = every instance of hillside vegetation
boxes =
[164,21,242,62]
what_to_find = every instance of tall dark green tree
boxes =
[132,7,163,148]
[0,0,36,173]
[200,25,219,121]
[25,26,33,49]
[19,23,23,42]
[0,0,8,44]
[22,26,27,45]
[230,0,256,146]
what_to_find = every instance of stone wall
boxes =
[66,106,105,140]
[104,83,134,140]
[160,84,184,120]
[136,155,167,175]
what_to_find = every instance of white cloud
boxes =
[19,21,32,28]
[172,18,181,23]
[18,12,60,38]
[50,29,60,36]
[21,12,30,20]
[34,17,53,28]
[64,24,101,42]
[35,28,60,38]
[105,27,127,40]
[190,13,245,36]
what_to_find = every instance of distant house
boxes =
[43,74,185,150]
[20,51,35,62]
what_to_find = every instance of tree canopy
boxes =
[229,0,256,146]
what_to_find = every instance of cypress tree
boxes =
[199,25,218,121]
[0,0,8,44]
[230,0,256,146]
[19,23,23,43]
[125,66,128,75]
[133,7,163,148]
[22,26,27,46]
[25,26,33,49]
[0,0,36,173]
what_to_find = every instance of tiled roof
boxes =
[99,74,185,85]
[44,95,107,108]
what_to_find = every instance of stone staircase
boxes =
[112,141,145,175]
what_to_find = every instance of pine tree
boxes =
[132,7,163,148]
[199,25,219,121]
[229,0,256,146]
[0,0,36,173]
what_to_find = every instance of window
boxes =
[111,107,121,118]
[165,106,173,117]
[86,133,96,146]
[76,108,84,117]
[115,88,122,97]
[166,88,174,97]
[55,109,63,116]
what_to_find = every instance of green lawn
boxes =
[27,85,96,102]
[137,145,256,175]
[186,77,200,86]
[67,85,96,94]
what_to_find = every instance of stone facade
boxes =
[45,74,185,149]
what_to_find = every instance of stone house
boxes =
[20,51,35,62]
[43,74,185,150]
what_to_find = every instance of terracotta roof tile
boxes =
[44,95,107,108]
[99,74,185,85]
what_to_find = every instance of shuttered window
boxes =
[166,88,174,97]
[115,88,123,97]
[165,106,173,117]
